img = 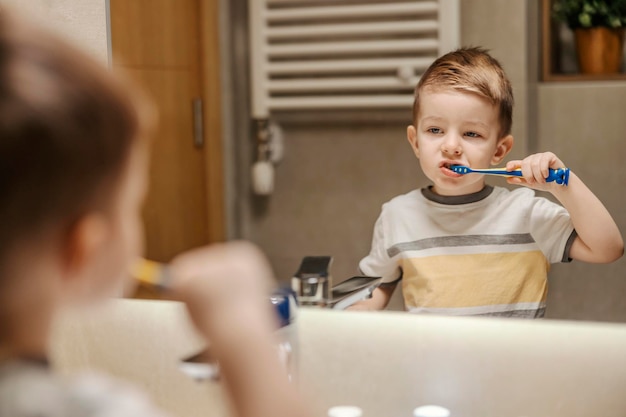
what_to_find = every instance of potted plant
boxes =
[553,0,626,74]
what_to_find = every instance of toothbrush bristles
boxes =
[131,258,170,289]
[450,165,469,174]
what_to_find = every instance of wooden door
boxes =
[109,0,224,266]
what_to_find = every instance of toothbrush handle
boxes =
[482,169,522,177]
[499,168,570,185]
[546,168,570,185]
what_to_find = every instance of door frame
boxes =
[198,0,225,243]
[105,0,225,243]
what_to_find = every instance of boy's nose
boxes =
[441,135,462,155]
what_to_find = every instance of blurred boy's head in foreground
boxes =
[0,10,154,345]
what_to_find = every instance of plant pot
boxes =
[574,27,625,74]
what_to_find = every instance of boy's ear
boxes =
[62,213,108,278]
[407,125,419,158]
[491,134,514,165]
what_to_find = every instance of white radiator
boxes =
[248,0,460,118]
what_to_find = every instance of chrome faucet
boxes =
[291,256,332,307]
[291,256,381,309]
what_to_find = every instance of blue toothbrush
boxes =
[450,165,570,186]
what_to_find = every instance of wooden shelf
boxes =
[541,0,626,82]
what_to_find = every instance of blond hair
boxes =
[412,47,514,139]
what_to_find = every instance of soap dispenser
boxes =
[270,287,298,382]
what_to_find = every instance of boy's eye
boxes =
[427,127,443,134]
[464,131,482,138]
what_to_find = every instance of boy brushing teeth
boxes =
[350,47,623,317]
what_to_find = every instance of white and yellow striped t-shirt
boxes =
[359,186,576,318]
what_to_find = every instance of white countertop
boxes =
[51,300,626,417]
[297,308,626,416]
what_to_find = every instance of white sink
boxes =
[297,308,626,417]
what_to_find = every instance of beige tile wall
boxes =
[0,0,108,62]
[538,83,626,321]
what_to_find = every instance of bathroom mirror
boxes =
[107,0,626,322]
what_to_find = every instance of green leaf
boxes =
[579,12,592,27]
[583,3,595,13]
[553,0,626,28]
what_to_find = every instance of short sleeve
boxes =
[358,210,402,283]
[0,362,171,417]
[65,373,172,417]
[529,196,575,264]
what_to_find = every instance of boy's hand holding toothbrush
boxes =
[505,152,623,263]
[449,149,621,262]
[505,152,568,192]
[169,242,278,338]
[169,242,311,417]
